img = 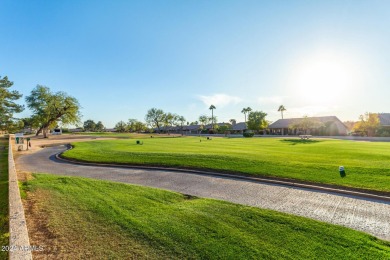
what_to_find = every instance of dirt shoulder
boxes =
[13,134,114,159]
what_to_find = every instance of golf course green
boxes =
[62,136,390,192]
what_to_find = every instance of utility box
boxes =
[339,166,346,178]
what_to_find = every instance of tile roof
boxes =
[379,113,390,126]
[269,116,348,134]
[232,122,247,131]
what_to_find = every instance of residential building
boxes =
[269,116,348,136]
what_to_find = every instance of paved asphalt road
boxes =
[16,145,390,241]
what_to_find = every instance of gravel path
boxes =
[16,145,390,241]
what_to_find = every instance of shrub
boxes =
[380,131,390,137]
[243,132,254,138]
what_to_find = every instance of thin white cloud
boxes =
[197,93,242,108]
[257,96,285,105]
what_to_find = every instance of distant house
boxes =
[379,113,390,128]
[204,123,231,130]
[183,125,202,134]
[231,122,247,134]
[69,128,84,133]
[269,116,348,136]
[105,128,117,132]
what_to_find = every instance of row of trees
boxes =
[83,120,105,132]
[1,75,81,137]
[114,119,147,133]
[144,108,186,133]
[110,106,269,134]
[141,106,269,134]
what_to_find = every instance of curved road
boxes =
[16,145,390,241]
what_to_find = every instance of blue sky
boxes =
[1,0,389,127]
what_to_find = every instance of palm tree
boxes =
[278,105,286,119]
[241,107,252,123]
[229,119,236,126]
[209,104,216,129]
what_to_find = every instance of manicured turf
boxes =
[23,174,390,259]
[63,136,390,192]
[0,138,9,260]
[71,132,177,138]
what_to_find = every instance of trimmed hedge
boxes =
[243,132,254,138]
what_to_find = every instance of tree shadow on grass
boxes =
[280,139,322,145]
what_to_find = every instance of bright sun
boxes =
[293,53,355,105]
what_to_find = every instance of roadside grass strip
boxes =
[62,137,390,192]
[0,138,9,260]
[21,174,390,259]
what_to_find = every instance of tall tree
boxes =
[247,111,268,133]
[241,107,252,123]
[134,121,146,133]
[145,108,165,133]
[229,119,236,126]
[208,116,217,125]
[26,85,81,138]
[278,105,286,119]
[95,121,105,132]
[20,117,35,132]
[127,119,138,132]
[353,112,380,137]
[168,113,179,128]
[127,119,146,133]
[198,115,209,127]
[177,115,186,127]
[83,119,96,132]
[0,75,24,132]
[162,112,178,133]
[177,115,186,134]
[115,120,127,132]
[209,105,216,129]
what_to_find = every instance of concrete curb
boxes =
[56,145,390,203]
[8,136,32,260]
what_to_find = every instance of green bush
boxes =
[243,132,254,138]
[380,131,390,137]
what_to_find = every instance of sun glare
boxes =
[292,53,356,105]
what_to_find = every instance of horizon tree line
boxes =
[4,71,384,136]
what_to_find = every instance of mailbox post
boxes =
[15,133,24,151]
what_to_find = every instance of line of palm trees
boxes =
[207,104,287,129]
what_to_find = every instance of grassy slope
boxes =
[0,138,9,260]
[24,174,390,259]
[63,137,390,192]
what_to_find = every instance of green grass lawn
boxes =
[62,137,390,192]
[70,132,177,138]
[23,174,390,259]
[0,138,9,260]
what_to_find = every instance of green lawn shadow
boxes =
[280,139,322,145]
